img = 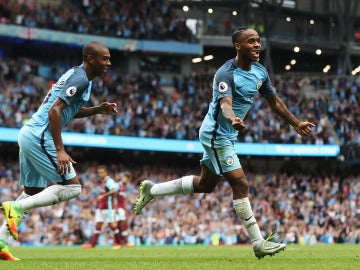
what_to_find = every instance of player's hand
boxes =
[294,121,316,136]
[98,102,118,115]
[57,149,77,175]
[232,117,246,132]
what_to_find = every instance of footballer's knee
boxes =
[238,175,249,190]
[228,176,249,197]
[59,184,82,201]
[194,181,216,193]
[67,184,82,197]
[62,175,81,185]
[24,186,45,196]
[199,186,216,193]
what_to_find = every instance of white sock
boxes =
[233,197,263,243]
[0,192,30,242]
[150,175,194,196]
[18,184,81,211]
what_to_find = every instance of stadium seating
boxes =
[1,1,195,43]
[1,57,358,144]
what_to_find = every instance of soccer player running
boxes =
[134,26,316,259]
[82,165,122,249]
[113,171,134,247]
[0,41,117,260]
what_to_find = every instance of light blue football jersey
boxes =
[199,59,276,142]
[23,64,92,139]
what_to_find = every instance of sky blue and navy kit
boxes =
[199,59,276,175]
[18,64,92,187]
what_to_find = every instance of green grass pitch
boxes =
[1,244,359,270]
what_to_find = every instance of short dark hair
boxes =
[82,41,106,61]
[231,26,252,44]
[97,164,108,171]
[122,171,132,179]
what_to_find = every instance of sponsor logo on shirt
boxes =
[218,82,228,93]
[66,86,77,97]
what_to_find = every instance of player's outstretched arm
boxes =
[96,102,118,115]
[74,102,118,118]
[266,95,315,136]
[294,121,316,136]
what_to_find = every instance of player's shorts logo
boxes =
[66,86,77,97]
[218,82,228,93]
[225,156,234,166]
[256,80,263,90]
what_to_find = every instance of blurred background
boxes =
[0,0,359,247]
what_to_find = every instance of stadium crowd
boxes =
[0,0,195,43]
[0,56,359,145]
[0,156,359,247]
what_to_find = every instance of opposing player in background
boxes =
[135,26,316,259]
[114,171,134,247]
[82,165,122,249]
[0,41,117,260]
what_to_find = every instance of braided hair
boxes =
[231,26,252,44]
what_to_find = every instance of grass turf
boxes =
[0,244,359,270]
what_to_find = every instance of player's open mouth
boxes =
[252,51,260,57]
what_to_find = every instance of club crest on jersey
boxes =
[66,86,77,97]
[256,80,263,90]
[225,156,234,166]
[218,82,228,93]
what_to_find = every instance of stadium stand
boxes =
[0,0,195,42]
[1,56,358,144]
